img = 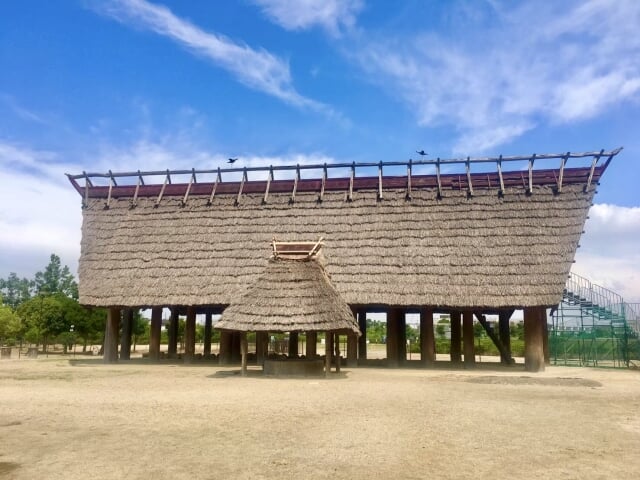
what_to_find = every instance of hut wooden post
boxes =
[183,306,196,363]
[203,311,212,357]
[256,331,269,364]
[306,331,317,358]
[218,331,231,365]
[103,307,120,364]
[463,310,475,367]
[230,332,242,363]
[498,310,513,364]
[386,308,401,368]
[420,307,435,366]
[168,307,179,359]
[288,332,299,358]
[347,333,358,367]
[524,306,546,372]
[357,309,367,360]
[541,308,550,365]
[334,334,341,373]
[325,332,333,377]
[240,332,248,376]
[397,310,407,366]
[149,307,162,362]
[120,308,133,360]
[450,311,462,364]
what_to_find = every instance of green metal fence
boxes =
[550,273,639,368]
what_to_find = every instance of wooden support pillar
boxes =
[168,307,179,358]
[476,313,514,365]
[541,308,550,365]
[420,307,435,366]
[103,307,120,364]
[218,331,232,365]
[498,310,513,364]
[149,307,162,362]
[347,333,358,367]
[230,332,241,363]
[240,332,248,376]
[256,331,269,364]
[450,311,462,364]
[463,310,475,367]
[203,311,212,357]
[306,331,317,358]
[357,309,367,360]
[524,306,545,372]
[183,306,196,363]
[325,331,333,377]
[120,308,133,360]
[398,311,407,365]
[386,308,401,368]
[288,332,299,358]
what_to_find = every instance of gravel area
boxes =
[1,357,639,480]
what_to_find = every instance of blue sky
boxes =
[1,0,639,300]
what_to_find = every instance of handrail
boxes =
[67,148,623,184]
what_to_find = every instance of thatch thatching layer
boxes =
[79,184,594,309]
[215,257,360,333]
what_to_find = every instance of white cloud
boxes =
[573,204,640,302]
[0,137,340,279]
[253,0,363,36]
[0,142,82,278]
[353,0,640,153]
[95,0,331,113]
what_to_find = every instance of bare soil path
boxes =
[1,358,639,479]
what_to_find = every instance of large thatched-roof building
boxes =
[67,149,621,372]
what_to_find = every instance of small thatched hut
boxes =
[67,148,621,372]
[216,240,360,375]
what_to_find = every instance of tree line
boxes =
[0,254,109,352]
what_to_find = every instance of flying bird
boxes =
[416,150,428,156]
[227,158,238,164]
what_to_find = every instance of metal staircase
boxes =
[550,272,639,368]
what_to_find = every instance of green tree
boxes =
[17,294,67,350]
[0,273,33,309]
[34,254,78,299]
[0,304,22,345]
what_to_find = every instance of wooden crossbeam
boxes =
[557,152,569,193]
[466,157,473,196]
[263,167,273,204]
[290,165,300,203]
[181,168,196,206]
[528,154,536,193]
[436,158,442,198]
[406,160,412,200]
[378,162,383,200]
[585,149,605,191]
[207,168,221,205]
[155,170,171,207]
[319,164,327,202]
[235,168,247,205]
[347,162,355,201]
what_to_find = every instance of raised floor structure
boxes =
[67,148,622,372]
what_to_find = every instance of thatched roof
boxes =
[215,254,360,333]
[76,180,594,310]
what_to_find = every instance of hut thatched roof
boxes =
[215,253,360,333]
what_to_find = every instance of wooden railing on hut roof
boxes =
[66,148,622,207]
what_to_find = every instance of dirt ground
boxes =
[0,357,639,480]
